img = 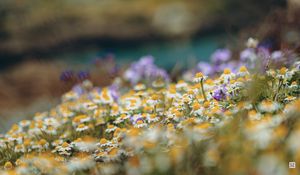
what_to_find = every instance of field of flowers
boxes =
[0,38,300,175]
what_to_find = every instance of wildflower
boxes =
[193,72,207,83]
[258,100,280,113]
[276,67,288,79]
[76,124,89,132]
[220,68,235,83]
[152,79,165,88]
[211,49,231,64]
[4,161,13,170]
[147,114,160,123]
[248,110,262,120]
[284,96,296,102]
[212,86,227,101]
[33,139,49,150]
[100,88,114,105]
[197,62,214,76]
[55,142,73,156]
[72,137,97,152]
[106,124,117,133]
[134,83,146,91]
[134,120,148,128]
[175,80,188,90]
[237,66,249,77]
[97,138,112,147]
[14,144,26,153]
[124,97,141,111]
[246,37,259,48]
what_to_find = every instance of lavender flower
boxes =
[212,86,227,101]
[124,55,169,85]
[72,85,85,96]
[197,62,214,76]
[109,84,120,102]
[60,70,75,82]
[271,51,283,61]
[211,49,231,65]
[77,71,90,81]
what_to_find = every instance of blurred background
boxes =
[0,0,299,131]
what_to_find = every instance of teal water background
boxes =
[58,34,231,69]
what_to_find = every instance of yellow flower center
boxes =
[4,161,13,169]
[39,139,47,146]
[279,67,287,74]
[203,101,210,108]
[62,142,69,148]
[99,138,107,144]
[223,68,231,74]
[239,66,248,72]
[195,72,204,78]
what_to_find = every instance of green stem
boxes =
[200,79,207,101]
[273,78,283,101]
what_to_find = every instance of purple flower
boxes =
[72,85,85,96]
[211,49,231,64]
[212,86,227,101]
[257,47,270,60]
[240,48,256,62]
[212,61,240,74]
[77,71,90,81]
[124,55,169,85]
[271,51,283,61]
[109,84,120,102]
[60,70,74,82]
[197,62,214,75]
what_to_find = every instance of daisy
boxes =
[147,114,160,123]
[105,124,117,133]
[193,72,207,83]
[248,110,262,120]
[55,142,73,156]
[134,120,148,128]
[97,138,112,148]
[237,66,249,77]
[175,80,188,90]
[124,97,141,111]
[52,139,64,147]
[147,94,161,106]
[33,139,49,150]
[134,83,146,91]
[284,95,296,102]
[100,88,114,105]
[76,124,89,132]
[258,100,281,113]
[72,137,98,152]
[152,79,165,88]
[19,120,31,128]
[94,150,108,161]
[220,68,236,83]
[105,147,122,162]
[14,144,26,153]
[276,67,288,79]
[4,161,13,170]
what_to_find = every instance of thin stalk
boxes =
[200,79,207,101]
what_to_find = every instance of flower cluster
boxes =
[123,55,170,85]
[0,45,300,175]
[184,38,300,81]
